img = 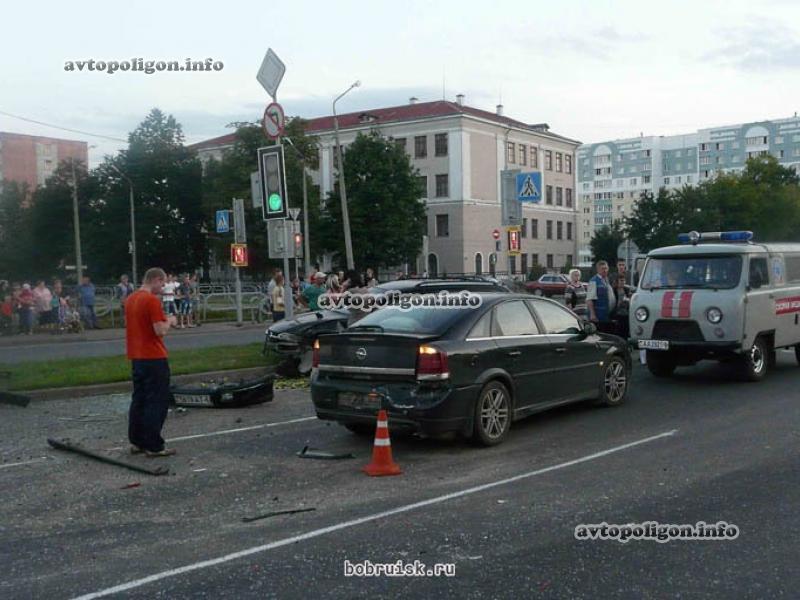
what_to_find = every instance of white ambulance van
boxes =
[629,231,800,381]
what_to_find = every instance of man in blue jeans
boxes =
[125,267,178,457]
[78,275,99,329]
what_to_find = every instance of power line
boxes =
[0,109,128,143]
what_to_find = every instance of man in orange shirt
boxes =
[125,267,178,457]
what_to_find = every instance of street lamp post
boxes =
[110,165,137,287]
[332,80,360,270]
[70,160,84,284]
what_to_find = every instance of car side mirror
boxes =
[582,320,597,335]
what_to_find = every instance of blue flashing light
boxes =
[719,230,753,242]
[678,234,691,243]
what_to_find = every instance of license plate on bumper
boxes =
[638,340,670,350]
[338,391,382,410]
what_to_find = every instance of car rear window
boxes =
[348,305,470,334]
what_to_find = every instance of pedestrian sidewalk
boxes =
[0,321,268,348]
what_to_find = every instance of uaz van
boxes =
[629,231,800,381]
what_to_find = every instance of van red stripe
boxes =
[678,292,694,318]
[661,292,676,317]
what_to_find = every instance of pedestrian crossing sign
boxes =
[216,210,231,233]
[516,172,542,203]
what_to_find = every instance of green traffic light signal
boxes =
[268,193,283,211]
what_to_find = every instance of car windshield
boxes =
[347,305,470,334]
[640,255,743,290]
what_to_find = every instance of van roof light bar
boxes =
[678,230,753,245]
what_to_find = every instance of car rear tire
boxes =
[646,351,676,377]
[795,344,800,366]
[533,288,544,296]
[472,381,512,446]
[596,356,629,406]
[741,336,769,382]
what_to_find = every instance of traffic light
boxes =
[507,227,521,255]
[231,243,248,267]
[257,145,288,220]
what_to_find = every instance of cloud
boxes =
[537,26,650,61]
[705,20,800,71]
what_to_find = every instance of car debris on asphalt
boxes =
[47,438,170,476]
[241,507,316,523]
[296,445,356,460]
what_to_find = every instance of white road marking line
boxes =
[106,416,318,450]
[73,429,678,600]
[0,457,49,470]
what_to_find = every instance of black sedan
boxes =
[311,293,630,446]
[265,278,509,375]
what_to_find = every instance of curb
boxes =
[22,366,274,402]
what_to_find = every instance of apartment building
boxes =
[304,97,580,276]
[0,132,88,198]
[576,115,800,266]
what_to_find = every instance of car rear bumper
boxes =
[311,374,478,436]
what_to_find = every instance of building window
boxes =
[556,152,563,172]
[775,136,784,144]
[546,185,553,205]
[545,150,553,170]
[557,221,563,240]
[415,136,427,159]
[566,188,573,208]
[507,142,516,164]
[435,133,448,157]
[567,222,573,240]
[746,136,768,146]
[546,254,554,268]
[643,175,651,184]
[565,154,572,174]
[531,219,539,239]
[664,177,670,185]
[556,187,563,206]
[435,174,449,197]
[546,220,553,240]
[530,146,538,168]
[435,214,449,237]
[519,145,527,166]
[394,138,406,152]
[521,253,528,274]
[521,218,528,238]
[716,142,723,151]
[417,175,428,198]
[532,253,539,266]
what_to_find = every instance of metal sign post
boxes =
[233,198,247,326]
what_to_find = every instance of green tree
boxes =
[625,189,683,251]
[201,118,322,278]
[320,131,426,269]
[0,181,33,280]
[91,109,206,279]
[590,222,626,265]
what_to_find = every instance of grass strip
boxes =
[3,343,274,391]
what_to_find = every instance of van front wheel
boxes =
[741,337,769,382]
[794,344,800,366]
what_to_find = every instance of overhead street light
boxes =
[332,80,361,270]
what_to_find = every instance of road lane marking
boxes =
[106,416,319,450]
[73,429,678,600]
[0,457,49,470]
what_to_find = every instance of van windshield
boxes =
[640,255,743,290]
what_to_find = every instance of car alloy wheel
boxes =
[741,336,769,382]
[474,382,511,446]
[603,359,627,404]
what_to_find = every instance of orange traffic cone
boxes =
[363,409,402,477]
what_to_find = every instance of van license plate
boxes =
[638,340,670,350]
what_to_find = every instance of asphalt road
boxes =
[1,352,799,599]
[0,325,266,364]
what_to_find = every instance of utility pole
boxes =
[70,161,84,284]
[333,80,360,270]
[302,157,311,278]
[274,95,293,320]
[110,165,137,286]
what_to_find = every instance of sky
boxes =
[1,0,799,166]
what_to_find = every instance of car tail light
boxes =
[416,345,449,381]
[312,339,320,368]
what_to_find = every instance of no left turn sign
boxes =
[263,102,285,139]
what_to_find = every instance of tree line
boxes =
[0,109,426,283]
[590,156,800,265]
